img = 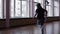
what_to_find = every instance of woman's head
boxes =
[36,3,42,8]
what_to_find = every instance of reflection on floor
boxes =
[0,21,60,34]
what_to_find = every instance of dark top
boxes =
[36,8,47,20]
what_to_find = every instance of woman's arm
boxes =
[34,12,37,17]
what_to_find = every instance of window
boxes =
[22,1,27,17]
[0,0,3,19]
[10,0,29,18]
[34,0,44,16]
[10,0,60,18]
[15,0,21,17]
[46,0,53,17]
[34,0,43,10]
[34,0,42,3]
[10,0,14,18]
[46,0,59,17]
[54,0,59,16]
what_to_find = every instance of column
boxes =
[59,0,60,16]
[51,0,54,16]
[2,0,4,18]
[32,0,34,17]
[4,0,6,18]
[59,0,60,34]
[6,0,10,28]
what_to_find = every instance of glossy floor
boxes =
[0,21,60,34]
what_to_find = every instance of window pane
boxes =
[34,0,41,3]
[15,0,21,17]
[46,6,53,16]
[54,0,59,16]
[46,0,53,17]
[26,0,29,17]
[10,0,14,18]
[22,1,27,17]
[54,7,59,16]
[10,0,21,18]
[0,0,3,19]
[10,0,29,18]
[47,0,51,5]
[34,0,44,16]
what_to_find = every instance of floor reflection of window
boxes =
[53,22,59,34]
[46,23,52,34]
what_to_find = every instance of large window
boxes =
[0,0,59,19]
[0,0,3,19]
[46,0,59,17]
[34,0,59,17]
[5,0,60,19]
[10,0,29,18]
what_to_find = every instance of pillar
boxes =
[6,0,10,28]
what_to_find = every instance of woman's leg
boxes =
[41,19,44,34]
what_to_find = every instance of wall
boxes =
[0,17,60,28]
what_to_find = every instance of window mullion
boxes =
[14,0,15,17]
[52,0,54,16]
[20,0,22,17]
[32,0,34,17]
[3,0,4,18]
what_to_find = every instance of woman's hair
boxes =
[36,3,42,9]
[37,3,41,6]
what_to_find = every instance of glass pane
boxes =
[10,0,14,18]
[34,3,36,10]
[54,7,59,16]
[47,0,51,5]
[46,6,53,17]
[26,0,29,17]
[10,0,29,18]
[46,0,53,17]
[22,1,27,17]
[34,0,44,16]
[34,0,41,3]
[15,0,21,17]
[0,0,3,19]
[54,0,59,16]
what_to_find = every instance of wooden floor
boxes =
[0,21,60,34]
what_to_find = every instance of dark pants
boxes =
[37,19,44,27]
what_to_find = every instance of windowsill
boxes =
[0,16,60,20]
